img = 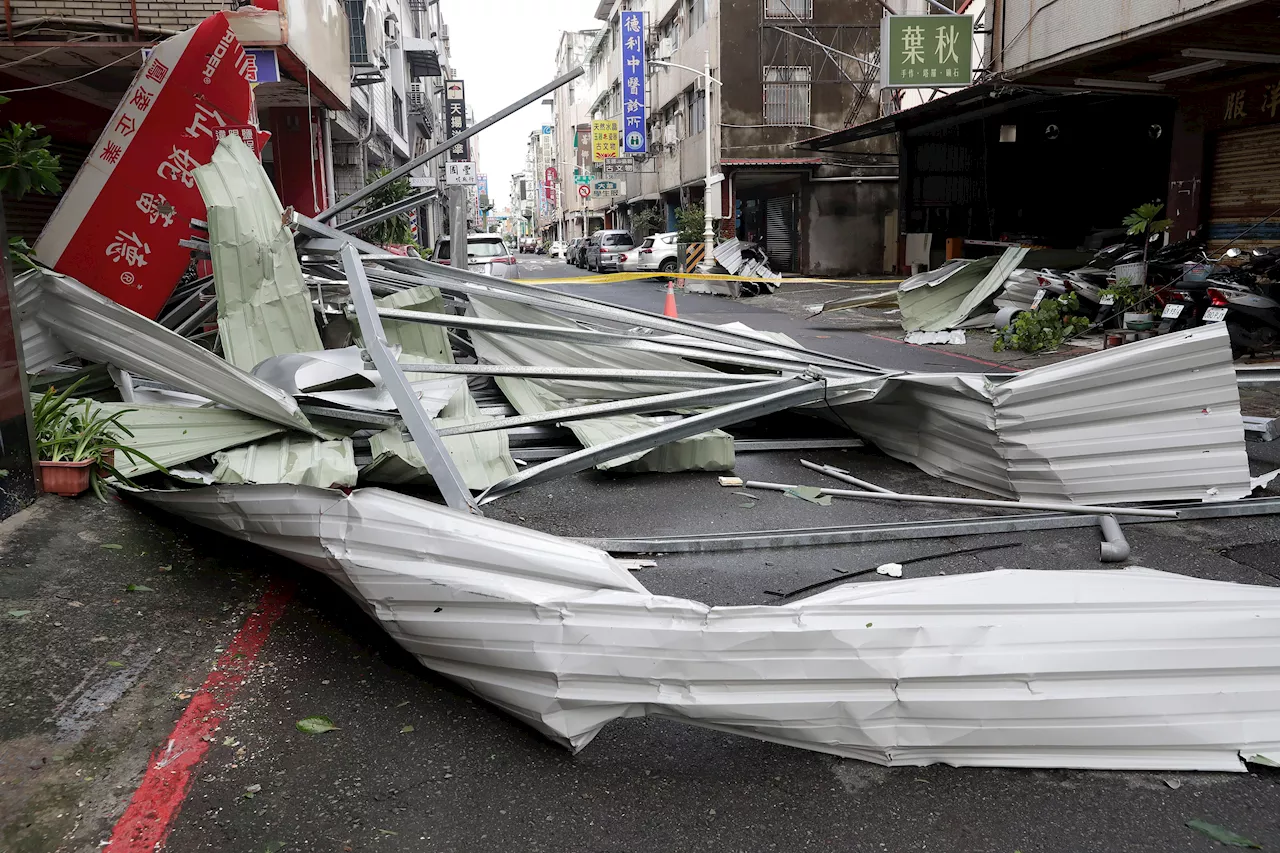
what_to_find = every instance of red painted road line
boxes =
[866,334,1022,372]
[106,578,295,851]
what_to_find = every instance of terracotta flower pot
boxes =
[96,448,115,479]
[38,459,93,497]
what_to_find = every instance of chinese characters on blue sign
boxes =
[620,10,647,155]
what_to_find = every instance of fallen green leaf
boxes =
[101,543,123,550]
[295,715,339,734]
[400,725,414,733]
[1186,819,1261,848]
[738,502,757,508]
[377,829,398,836]
[125,584,154,593]
[394,700,410,708]
[263,842,285,853]
[1246,754,1280,768]
[866,622,873,628]
[107,661,125,668]
[243,783,261,799]
[8,610,31,618]
[158,565,173,572]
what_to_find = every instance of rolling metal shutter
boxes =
[765,195,797,272]
[1207,123,1280,251]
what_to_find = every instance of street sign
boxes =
[881,15,973,89]
[409,176,433,187]
[620,10,647,154]
[445,79,469,160]
[445,161,477,186]
[592,119,619,161]
[592,179,620,199]
[574,174,592,185]
[577,184,592,198]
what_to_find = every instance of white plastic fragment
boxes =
[718,476,745,487]
[875,563,903,577]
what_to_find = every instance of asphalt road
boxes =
[5,257,1280,853]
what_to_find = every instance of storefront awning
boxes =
[796,83,1061,150]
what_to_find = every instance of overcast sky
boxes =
[438,0,600,211]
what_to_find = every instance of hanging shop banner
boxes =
[445,79,469,161]
[881,15,973,89]
[620,10,647,154]
[34,13,266,319]
[544,166,557,204]
[592,119,620,162]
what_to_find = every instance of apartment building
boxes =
[550,0,894,275]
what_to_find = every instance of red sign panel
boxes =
[34,13,267,319]
[214,124,264,156]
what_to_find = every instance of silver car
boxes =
[432,234,520,279]
[634,231,680,275]
[585,229,636,273]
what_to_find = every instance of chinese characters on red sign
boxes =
[33,13,268,318]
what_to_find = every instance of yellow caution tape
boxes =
[511,271,905,286]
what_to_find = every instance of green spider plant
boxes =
[33,379,167,501]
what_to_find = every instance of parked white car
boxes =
[635,231,680,275]
[549,240,567,259]
[432,234,520,279]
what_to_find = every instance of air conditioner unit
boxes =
[384,14,401,48]
[655,37,673,61]
[408,81,427,110]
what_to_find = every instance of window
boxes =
[765,0,812,18]
[763,66,811,126]
[687,88,706,135]
[347,0,369,64]
[392,91,405,137]
[686,0,707,34]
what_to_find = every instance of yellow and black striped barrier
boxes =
[684,242,706,271]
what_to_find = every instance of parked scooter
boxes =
[1197,247,1280,357]
[1157,248,1250,334]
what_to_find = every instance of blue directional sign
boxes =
[620,10,647,155]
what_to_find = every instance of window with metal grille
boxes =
[347,0,369,64]
[763,66,811,126]
[765,0,813,18]
[393,91,405,137]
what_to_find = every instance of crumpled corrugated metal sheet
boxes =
[212,436,357,488]
[374,284,453,365]
[13,271,68,373]
[835,324,1252,504]
[900,249,1028,332]
[89,401,286,477]
[138,482,1280,771]
[252,347,463,415]
[194,137,323,370]
[468,297,735,470]
[26,270,316,434]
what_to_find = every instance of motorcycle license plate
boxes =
[1031,289,1046,309]
[1162,303,1184,319]
[1203,306,1228,322]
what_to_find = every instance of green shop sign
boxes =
[881,15,973,89]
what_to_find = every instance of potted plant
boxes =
[33,380,163,500]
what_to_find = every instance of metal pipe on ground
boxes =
[801,459,895,494]
[578,497,1280,554]
[740,480,1180,518]
[1098,515,1130,562]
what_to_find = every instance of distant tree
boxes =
[630,205,663,238]
[0,95,62,271]
[354,167,415,246]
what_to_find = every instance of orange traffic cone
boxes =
[662,280,678,318]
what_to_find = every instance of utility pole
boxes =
[450,185,467,270]
[702,49,715,263]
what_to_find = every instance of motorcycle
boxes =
[1200,247,1280,358]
